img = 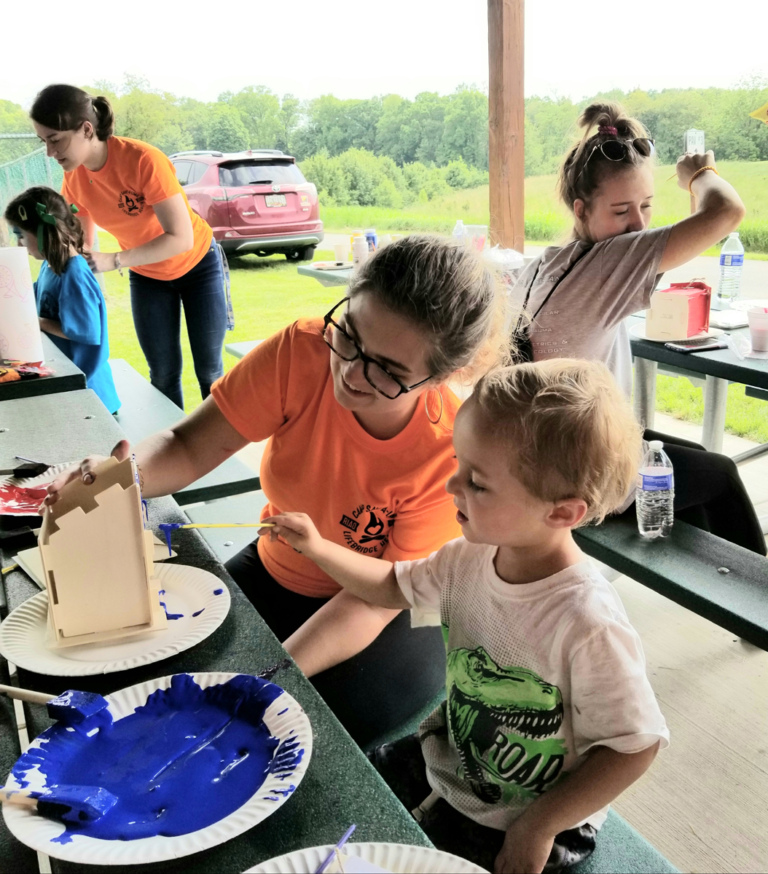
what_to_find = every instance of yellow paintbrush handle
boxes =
[1,564,18,575]
[181,523,275,529]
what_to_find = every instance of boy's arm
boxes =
[267,512,410,609]
[494,742,659,874]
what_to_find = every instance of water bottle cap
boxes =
[648,440,664,450]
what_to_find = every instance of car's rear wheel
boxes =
[286,245,315,262]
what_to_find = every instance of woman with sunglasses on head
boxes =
[513,102,765,555]
[30,84,227,410]
[45,234,510,745]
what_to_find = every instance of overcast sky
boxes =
[3,0,766,110]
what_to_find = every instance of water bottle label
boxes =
[719,254,744,267]
[641,473,673,491]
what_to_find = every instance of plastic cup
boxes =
[747,306,768,352]
[464,224,488,252]
[333,242,349,263]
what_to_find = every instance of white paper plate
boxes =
[246,842,489,873]
[629,322,723,343]
[3,672,312,865]
[0,563,230,676]
[732,299,768,312]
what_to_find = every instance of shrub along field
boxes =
[324,161,768,255]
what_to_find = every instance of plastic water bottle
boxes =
[452,220,466,244]
[636,440,674,540]
[714,232,744,310]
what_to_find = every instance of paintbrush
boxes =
[0,458,50,478]
[0,684,111,728]
[158,521,275,555]
[0,784,118,823]
[316,824,357,874]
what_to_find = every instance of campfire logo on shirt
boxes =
[339,504,396,555]
[117,190,146,216]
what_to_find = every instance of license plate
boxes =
[265,194,286,207]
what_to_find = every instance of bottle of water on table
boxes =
[714,232,744,310]
[636,440,674,540]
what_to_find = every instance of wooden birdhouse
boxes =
[38,456,167,648]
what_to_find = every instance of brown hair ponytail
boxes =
[4,186,85,275]
[30,84,114,141]
[558,101,653,213]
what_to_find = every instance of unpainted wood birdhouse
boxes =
[38,456,167,648]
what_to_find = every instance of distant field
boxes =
[323,161,768,255]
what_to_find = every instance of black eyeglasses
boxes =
[585,137,655,167]
[322,298,433,400]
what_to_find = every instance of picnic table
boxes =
[0,334,86,402]
[297,263,353,288]
[0,387,431,874]
[0,388,260,507]
[629,317,768,454]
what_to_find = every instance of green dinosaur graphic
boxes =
[446,646,565,804]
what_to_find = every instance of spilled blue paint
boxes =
[213,589,223,596]
[11,674,300,844]
[159,601,183,621]
[192,608,205,618]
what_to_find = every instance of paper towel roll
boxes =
[0,247,44,363]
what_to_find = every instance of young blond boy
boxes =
[269,359,669,874]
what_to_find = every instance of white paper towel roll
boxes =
[0,247,44,363]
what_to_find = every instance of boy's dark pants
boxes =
[368,734,596,874]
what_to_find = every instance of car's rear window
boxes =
[219,160,306,187]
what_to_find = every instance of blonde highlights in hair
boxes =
[472,358,643,525]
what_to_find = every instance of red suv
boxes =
[170,150,323,261]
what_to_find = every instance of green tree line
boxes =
[2,76,767,175]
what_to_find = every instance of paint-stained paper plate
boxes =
[629,322,724,343]
[246,842,489,873]
[3,672,312,864]
[0,563,230,675]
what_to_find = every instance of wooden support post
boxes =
[488,0,525,252]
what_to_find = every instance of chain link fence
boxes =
[0,143,63,246]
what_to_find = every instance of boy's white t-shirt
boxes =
[395,538,669,832]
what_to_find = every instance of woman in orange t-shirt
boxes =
[30,84,226,410]
[47,235,509,747]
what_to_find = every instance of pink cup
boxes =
[747,306,768,353]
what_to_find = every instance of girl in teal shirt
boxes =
[5,186,120,414]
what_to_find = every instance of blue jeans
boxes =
[129,244,226,409]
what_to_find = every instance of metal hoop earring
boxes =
[424,388,443,425]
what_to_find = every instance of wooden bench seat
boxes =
[574,513,768,650]
[109,359,260,505]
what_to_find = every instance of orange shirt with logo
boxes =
[62,137,212,281]
[211,319,462,597]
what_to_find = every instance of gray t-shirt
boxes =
[511,226,672,396]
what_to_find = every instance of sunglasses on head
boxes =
[586,137,655,165]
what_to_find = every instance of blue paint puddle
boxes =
[11,674,300,844]
[192,608,205,618]
[213,588,223,596]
